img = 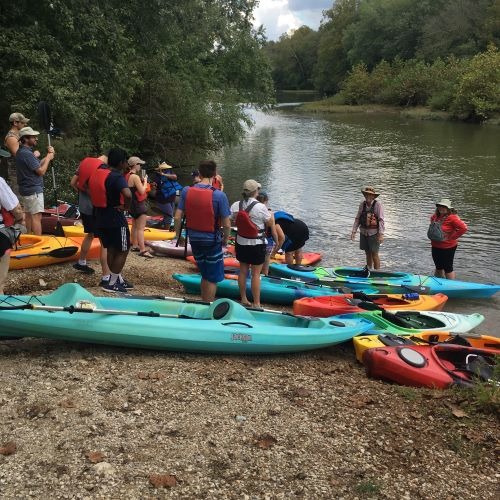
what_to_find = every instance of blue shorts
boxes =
[99,226,130,252]
[191,241,225,283]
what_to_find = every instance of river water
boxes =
[212,108,499,333]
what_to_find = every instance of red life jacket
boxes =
[88,167,111,208]
[185,186,218,232]
[235,200,264,239]
[77,157,104,192]
[212,176,223,191]
[125,172,147,202]
[0,207,14,226]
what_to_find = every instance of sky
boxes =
[253,0,332,41]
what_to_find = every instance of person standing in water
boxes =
[427,198,467,280]
[351,186,385,270]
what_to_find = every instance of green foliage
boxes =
[0,0,274,157]
[451,45,500,120]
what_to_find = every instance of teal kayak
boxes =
[173,273,379,305]
[0,283,374,354]
[268,264,500,299]
[335,310,484,335]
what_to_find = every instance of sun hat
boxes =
[128,156,145,167]
[436,198,453,209]
[361,186,380,197]
[156,162,173,170]
[9,112,29,124]
[242,179,261,193]
[19,126,40,138]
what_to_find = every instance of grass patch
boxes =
[394,386,420,401]
[356,479,382,497]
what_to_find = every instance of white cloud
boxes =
[254,0,327,41]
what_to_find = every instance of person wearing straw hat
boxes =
[15,126,55,235]
[152,162,181,229]
[351,186,385,270]
[428,198,467,280]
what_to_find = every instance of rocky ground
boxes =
[0,253,498,499]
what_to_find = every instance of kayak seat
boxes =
[209,299,254,322]
[378,333,415,347]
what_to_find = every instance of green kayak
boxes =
[0,283,374,354]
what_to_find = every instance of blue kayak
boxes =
[173,273,379,305]
[0,283,374,354]
[268,264,500,299]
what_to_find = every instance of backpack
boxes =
[235,200,264,239]
[161,178,182,200]
[427,219,445,241]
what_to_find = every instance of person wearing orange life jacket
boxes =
[70,155,110,282]
[88,148,133,293]
[126,156,153,258]
[0,175,26,294]
[174,160,231,302]
[428,198,467,280]
[351,186,385,270]
[230,180,277,308]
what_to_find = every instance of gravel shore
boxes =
[0,254,498,499]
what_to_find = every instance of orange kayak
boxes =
[293,292,448,317]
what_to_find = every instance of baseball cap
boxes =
[19,126,40,138]
[9,113,29,124]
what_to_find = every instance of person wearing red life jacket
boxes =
[88,148,133,293]
[0,175,26,294]
[230,180,277,308]
[126,156,153,258]
[428,198,467,280]
[70,155,110,282]
[351,186,385,270]
[174,160,231,302]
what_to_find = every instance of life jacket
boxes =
[274,211,294,223]
[360,200,378,229]
[427,217,446,241]
[235,200,265,240]
[0,207,14,227]
[125,172,148,202]
[160,177,183,200]
[185,186,219,233]
[88,167,111,208]
[77,157,104,192]
[212,176,223,191]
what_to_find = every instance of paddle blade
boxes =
[53,223,66,237]
[49,246,79,258]
[38,101,52,131]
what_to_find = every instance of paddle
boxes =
[38,101,64,237]
[0,301,205,319]
[12,246,78,259]
[0,148,11,158]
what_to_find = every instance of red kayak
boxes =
[363,344,498,389]
[293,292,448,316]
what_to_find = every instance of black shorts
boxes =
[99,226,130,251]
[432,246,457,273]
[235,243,266,265]
[279,219,309,252]
[130,200,148,219]
[81,213,97,234]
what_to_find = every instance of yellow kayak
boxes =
[62,225,176,241]
[353,331,500,363]
[9,235,80,270]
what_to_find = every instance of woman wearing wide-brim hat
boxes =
[427,198,467,280]
[351,186,385,270]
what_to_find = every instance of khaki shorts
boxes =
[20,193,44,214]
[360,233,380,253]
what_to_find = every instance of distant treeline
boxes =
[264,0,500,121]
[0,1,274,159]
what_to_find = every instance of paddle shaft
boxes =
[12,246,79,259]
[27,303,200,319]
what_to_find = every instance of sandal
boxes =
[130,246,140,252]
[139,251,154,259]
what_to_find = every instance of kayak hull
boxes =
[364,344,498,388]
[0,284,373,354]
[269,264,500,299]
[293,293,448,317]
[172,273,376,305]
[149,240,192,257]
[62,225,176,241]
[353,332,500,363]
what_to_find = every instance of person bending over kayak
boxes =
[351,186,385,270]
[274,211,309,266]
